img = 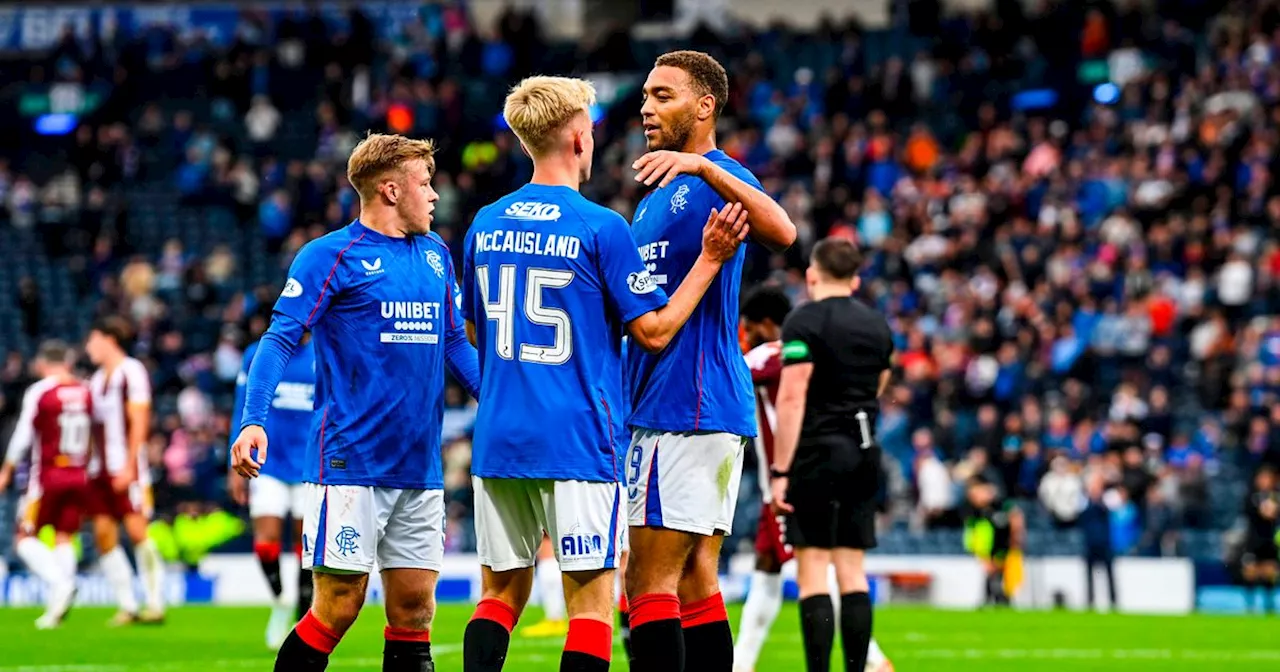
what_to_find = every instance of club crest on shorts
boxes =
[335,525,361,556]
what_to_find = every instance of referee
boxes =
[770,237,893,672]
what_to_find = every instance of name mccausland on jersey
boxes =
[478,201,583,259]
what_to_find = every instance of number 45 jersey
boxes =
[463,184,669,482]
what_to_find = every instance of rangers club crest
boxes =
[669,184,689,213]
[426,250,445,278]
[335,526,361,557]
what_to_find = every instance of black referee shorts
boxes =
[785,435,880,551]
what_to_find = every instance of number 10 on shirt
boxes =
[476,264,575,365]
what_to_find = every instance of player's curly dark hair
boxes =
[655,50,729,118]
[741,286,792,327]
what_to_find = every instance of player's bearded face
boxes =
[641,67,698,152]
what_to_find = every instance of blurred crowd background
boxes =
[0,0,1279,582]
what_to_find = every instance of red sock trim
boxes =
[565,618,613,661]
[296,610,340,654]
[254,540,282,562]
[294,544,303,560]
[384,626,430,642]
[471,598,518,633]
[628,592,681,628]
[619,592,629,614]
[680,592,727,628]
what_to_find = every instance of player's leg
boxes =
[625,430,741,672]
[465,477,539,672]
[617,547,632,662]
[294,517,313,622]
[521,534,567,637]
[677,433,745,671]
[89,475,141,623]
[15,489,71,627]
[624,430,696,670]
[250,474,293,647]
[275,484,375,671]
[788,468,839,672]
[550,479,627,672]
[832,548,872,672]
[678,533,733,671]
[832,486,878,672]
[795,548,835,672]
[1262,559,1279,614]
[383,568,440,672]
[734,511,787,672]
[378,487,448,672]
[122,481,165,620]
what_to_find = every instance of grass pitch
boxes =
[1,604,1279,670]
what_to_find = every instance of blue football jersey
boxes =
[231,339,315,484]
[462,184,669,481]
[626,149,762,438]
[247,221,473,490]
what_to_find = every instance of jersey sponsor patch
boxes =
[782,340,810,361]
[501,201,562,221]
[281,278,303,298]
[627,270,658,295]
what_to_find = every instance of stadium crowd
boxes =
[2,0,1280,565]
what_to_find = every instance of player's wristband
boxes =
[769,467,789,479]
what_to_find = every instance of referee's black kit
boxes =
[779,295,894,551]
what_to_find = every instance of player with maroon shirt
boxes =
[0,340,96,629]
[84,316,165,624]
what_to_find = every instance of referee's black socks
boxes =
[799,595,835,672]
[840,592,873,672]
[628,592,685,672]
[383,627,433,672]
[682,593,733,672]
[275,610,339,671]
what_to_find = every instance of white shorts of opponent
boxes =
[626,429,746,536]
[249,474,308,520]
[300,484,445,574]
[473,477,625,573]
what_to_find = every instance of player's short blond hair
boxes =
[346,133,437,201]
[503,76,597,156]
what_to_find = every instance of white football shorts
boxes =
[473,477,625,573]
[249,474,308,520]
[626,429,746,536]
[300,484,445,574]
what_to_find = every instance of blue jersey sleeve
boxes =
[240,317,302,429]
[444,256,481,398]
[274,239,347,328]
[596,214,669,323]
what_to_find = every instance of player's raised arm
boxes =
[634,151,796,252]
[233,242,338,477]
[620,203,749,353]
